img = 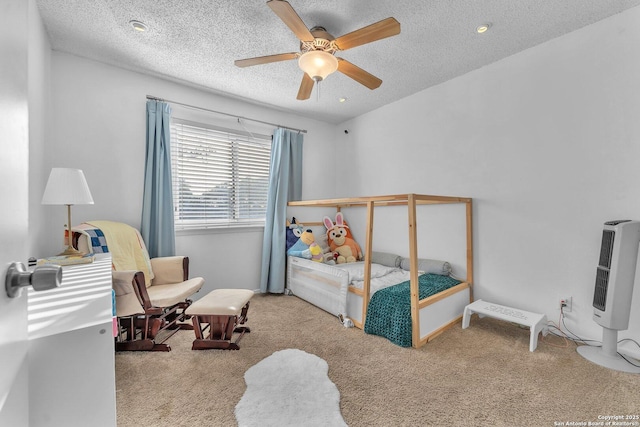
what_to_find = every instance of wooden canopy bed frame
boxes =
[287,193,474,348]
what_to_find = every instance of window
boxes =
[170,118,271,230]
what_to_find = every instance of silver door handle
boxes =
[5,262,62,298]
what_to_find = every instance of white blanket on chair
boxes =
[85,220,154,286]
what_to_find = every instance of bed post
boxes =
[407,194,420,348]
[466,199,474,302]
[361,201,375,324]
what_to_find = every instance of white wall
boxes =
[28,0,51,258]
[41,53,337,295]
[337,6,640,354]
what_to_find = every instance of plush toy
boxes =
[287,227,327,262]
[286,218,304,253]
[309,240,324,262]
[323,212,363,264]
[287,224,317,259]
[311,228,336,264]
[287,237,311,259]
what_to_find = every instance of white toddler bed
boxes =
[287,253,472,346]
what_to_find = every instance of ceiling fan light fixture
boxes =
[298,51,338,81]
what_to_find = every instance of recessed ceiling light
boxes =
[476,23,491,34]
[129,20,148,32]
[339,97,347,103]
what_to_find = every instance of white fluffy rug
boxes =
[235,349,348,427]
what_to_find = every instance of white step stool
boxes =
[462,299,548,352]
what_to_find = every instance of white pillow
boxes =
[399,257,451,275]
[334,262,399,282]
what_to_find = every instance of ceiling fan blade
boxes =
[267,0,315,42]
[297,73,314,100]
[235,52,298,68]
[334,17,400,51]
[337,58,382,89]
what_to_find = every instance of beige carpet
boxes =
[115,294,640,427]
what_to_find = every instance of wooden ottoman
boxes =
[184,289,254,350]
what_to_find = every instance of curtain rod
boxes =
[146,95,307,134]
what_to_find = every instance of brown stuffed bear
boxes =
[323,212,363,264]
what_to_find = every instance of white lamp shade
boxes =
[42,168,94,205]
[298,51,338,81]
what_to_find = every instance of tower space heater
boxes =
[577,220,640,373]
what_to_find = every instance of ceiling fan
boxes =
[234,0,401,100]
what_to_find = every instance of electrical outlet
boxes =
[560,296,572,312]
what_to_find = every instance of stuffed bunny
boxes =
[323,212,363,264]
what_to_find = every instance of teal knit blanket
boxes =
[364,273,461,347]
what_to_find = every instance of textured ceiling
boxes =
[36,0,640,124]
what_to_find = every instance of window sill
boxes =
[175,224,265,236]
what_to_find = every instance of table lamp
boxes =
[42,168,94,256]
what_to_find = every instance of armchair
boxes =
[74,221,204,351]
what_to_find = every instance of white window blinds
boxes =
[170,119,271,230]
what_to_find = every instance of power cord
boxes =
[617,338,640,367]
[544,306,640,368]
[540,307,572,348]
[542,305,592,347]
[559,306,596,345]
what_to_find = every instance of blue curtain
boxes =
[259,128,303,293]
[141,100,175,258]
